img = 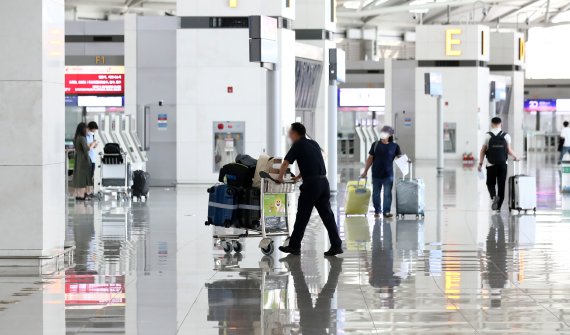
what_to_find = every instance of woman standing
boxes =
[72,123,93,201]
[361,126,402,218]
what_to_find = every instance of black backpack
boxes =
[486,131,508,165]
[103,143,123,164]
[132,170,150,198]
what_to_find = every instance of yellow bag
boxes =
[345,178,371,215]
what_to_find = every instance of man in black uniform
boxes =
[277,123,343,257]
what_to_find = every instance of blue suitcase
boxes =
[206,185,238,227]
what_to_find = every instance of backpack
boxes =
[103,143,123,164]
[486,131,508,165]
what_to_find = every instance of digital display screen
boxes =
[65,66,125,95]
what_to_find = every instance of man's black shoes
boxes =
[279,245,301,255]
[324,247,344,257]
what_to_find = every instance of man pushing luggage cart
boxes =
[275,123,343,257]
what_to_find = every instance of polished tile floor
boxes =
[2,153,570,334]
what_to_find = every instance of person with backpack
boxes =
[478,117,519,211]
[360,126,402,218]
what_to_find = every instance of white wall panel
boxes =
[415,67,489,160]
[177,29,268,183]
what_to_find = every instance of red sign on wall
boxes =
[65,73,124,95]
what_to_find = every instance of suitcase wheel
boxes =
[222,241,233,254]
[260,241,274,256]
[232,240,243,253]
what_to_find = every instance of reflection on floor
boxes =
[1,153,570,334]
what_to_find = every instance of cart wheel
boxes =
[533,207,536,213]
[260,255,274,269]
[260,241,274,256]
[525,210,528,214]
[232,240,243,253]
[222,241,232,254]
[416,215,420,219]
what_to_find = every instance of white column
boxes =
[0,1,65,264]
[296,0,337,168]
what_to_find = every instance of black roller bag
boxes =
[132,170,150,200]
[219,163,254,188]
[237,188,261,230]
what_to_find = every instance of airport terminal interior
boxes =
[3,0,570,334]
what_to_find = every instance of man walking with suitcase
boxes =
[360,126,402,218]
[478,117,519,211]
[276,123,343,257]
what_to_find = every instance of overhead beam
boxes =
[542,1,570,22]
[484,0,542,22]
[337,0,512,18]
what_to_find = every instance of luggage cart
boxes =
[97,152,130,201]
[213,172,296,256]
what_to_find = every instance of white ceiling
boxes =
[65,0,570,31]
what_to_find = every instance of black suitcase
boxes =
[219,163,254,187]
[237,188,261,230]
[131,170,150,200]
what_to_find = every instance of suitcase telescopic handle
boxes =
[408,160,413,180]
[358,176,367,188]
[513,159,522,176]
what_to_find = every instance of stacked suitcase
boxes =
[206,157,262,229]
[396,161,425,219]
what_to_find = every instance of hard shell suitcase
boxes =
[345,178,372,215]
[508,161,536,213]
[237,187,261,230]
[207,185,238,227]
[396,161,425,218]
[219,163,254,188]
[131,170,150,199]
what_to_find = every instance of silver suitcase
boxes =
[396,161,426,219]
[508,161,536,214]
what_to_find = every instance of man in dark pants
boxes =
[277,122,343,257]
[280,255,343,333]
[478,117,519,211]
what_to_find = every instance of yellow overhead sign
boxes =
[519,37,525,61]
[445,29,462,56]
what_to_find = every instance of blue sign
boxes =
[524,99,556,112]
[65,95,78,106]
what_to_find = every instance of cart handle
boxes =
[259,171,296,184]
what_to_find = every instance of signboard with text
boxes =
[65,73,124,95]
[65,66,125,95]
[524,99,556,112]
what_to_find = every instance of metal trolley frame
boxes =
[97,152,130,201]
[213,175,296,256]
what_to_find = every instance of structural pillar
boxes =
[490,32,526,156]
[296,0,337,172]
[0,0,66,273]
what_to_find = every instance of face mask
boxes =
[379,132,390,140]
